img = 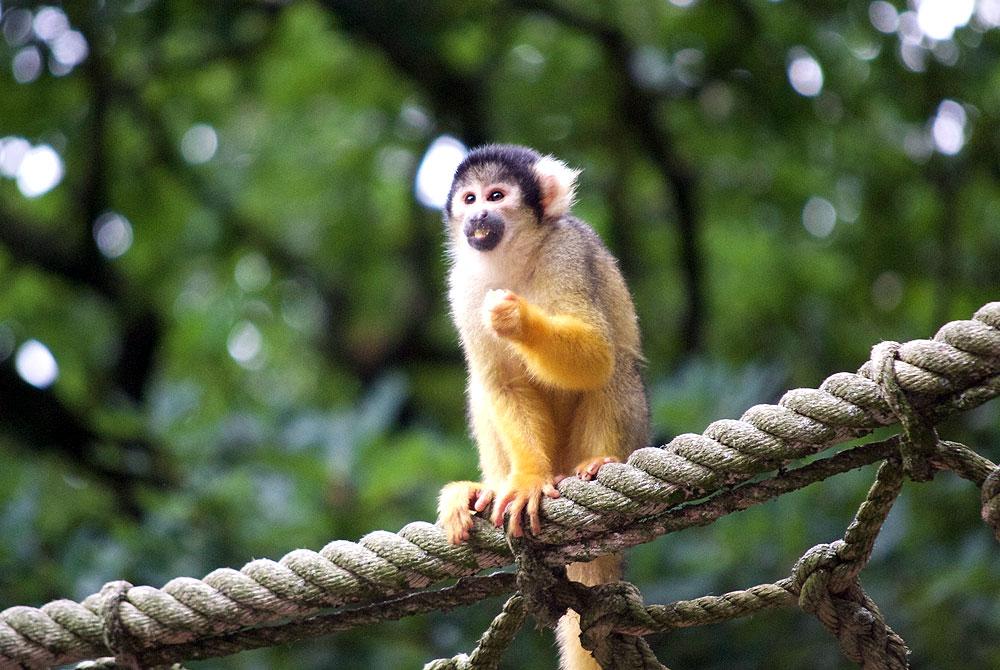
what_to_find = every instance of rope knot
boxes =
[513,541,574,628]
[576,582,666,670]
[792,542,843,611]
[577,581,653,643]
[871,341,939,481]
[792,542,909,668]
[512,541,664,668]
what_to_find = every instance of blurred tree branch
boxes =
[317,0,502,146]
[0,207,119,298]
[0,8,174,501]
[0,206,172,494]
[0,360,175,514]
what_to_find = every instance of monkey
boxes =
[436,145,649,670]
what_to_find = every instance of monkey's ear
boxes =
[535,155,581,220]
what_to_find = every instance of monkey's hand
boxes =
[483,289,525,339]
[438,481,495,544]
[492,472,560,537]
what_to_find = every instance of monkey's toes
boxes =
[575,455,620,481]
[442,510,474,544]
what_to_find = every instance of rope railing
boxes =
[1,303,998,669]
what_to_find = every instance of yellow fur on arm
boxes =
[511,303,614,391]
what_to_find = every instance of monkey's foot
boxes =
[572,455,620,481]
[483,289,524,339]
[492,473,560,538]
[438,481,494,544]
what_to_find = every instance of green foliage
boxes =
[0,0,998,667]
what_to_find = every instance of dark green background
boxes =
[1,1,998,667]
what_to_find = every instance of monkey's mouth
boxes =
[464,216,504,252]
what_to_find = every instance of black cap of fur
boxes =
[445,145,544,222]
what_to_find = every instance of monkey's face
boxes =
[448,174,535,254]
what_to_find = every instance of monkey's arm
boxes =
[485,290,613,391]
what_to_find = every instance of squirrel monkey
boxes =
[437,145,649,670]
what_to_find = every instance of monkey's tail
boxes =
[555,553,622,670]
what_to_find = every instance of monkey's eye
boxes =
[463,193,476,204]
[487,190,504,202]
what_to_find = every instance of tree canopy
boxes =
[0,1,998,668]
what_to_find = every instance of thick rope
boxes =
[540,435,904,565]
[1,303,998,668]
[549,459,909,669]
[133,572,517,667]
[539,438,994,641]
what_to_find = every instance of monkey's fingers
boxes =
[542,482,560,498]
[485,288,518,305]
[484,289,524,339]
[473,487,495,513]
[527,491,543,536]
[507,494,528,537]
[491,490,516,528]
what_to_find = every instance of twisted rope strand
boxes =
[137,572,517,668]
[423,594,526,670]
[542,437,902,565]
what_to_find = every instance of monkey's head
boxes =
[445,145,580,253]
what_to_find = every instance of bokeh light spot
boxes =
[12,45,42,83]
[32,6,69,42]
[787,48,823,97]
[931,99,966,155]
[414,135,467,210]
[15,339,59,389]
[510,44,545,79]
[869,1,900,33]
[0,137,31,177]
[234,253,272,293]
[630,46,671,90]
[916,0,974,41]
[674,48,704,87]
[16,144,64,198]
[979,0,1000,27]
[93,212,134,259]
[227,321,264,369]
[50,29,88,68]
[2,9,34,47]
[872,271,904,312]
[802,196,837,238]
[180,124,219,165]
